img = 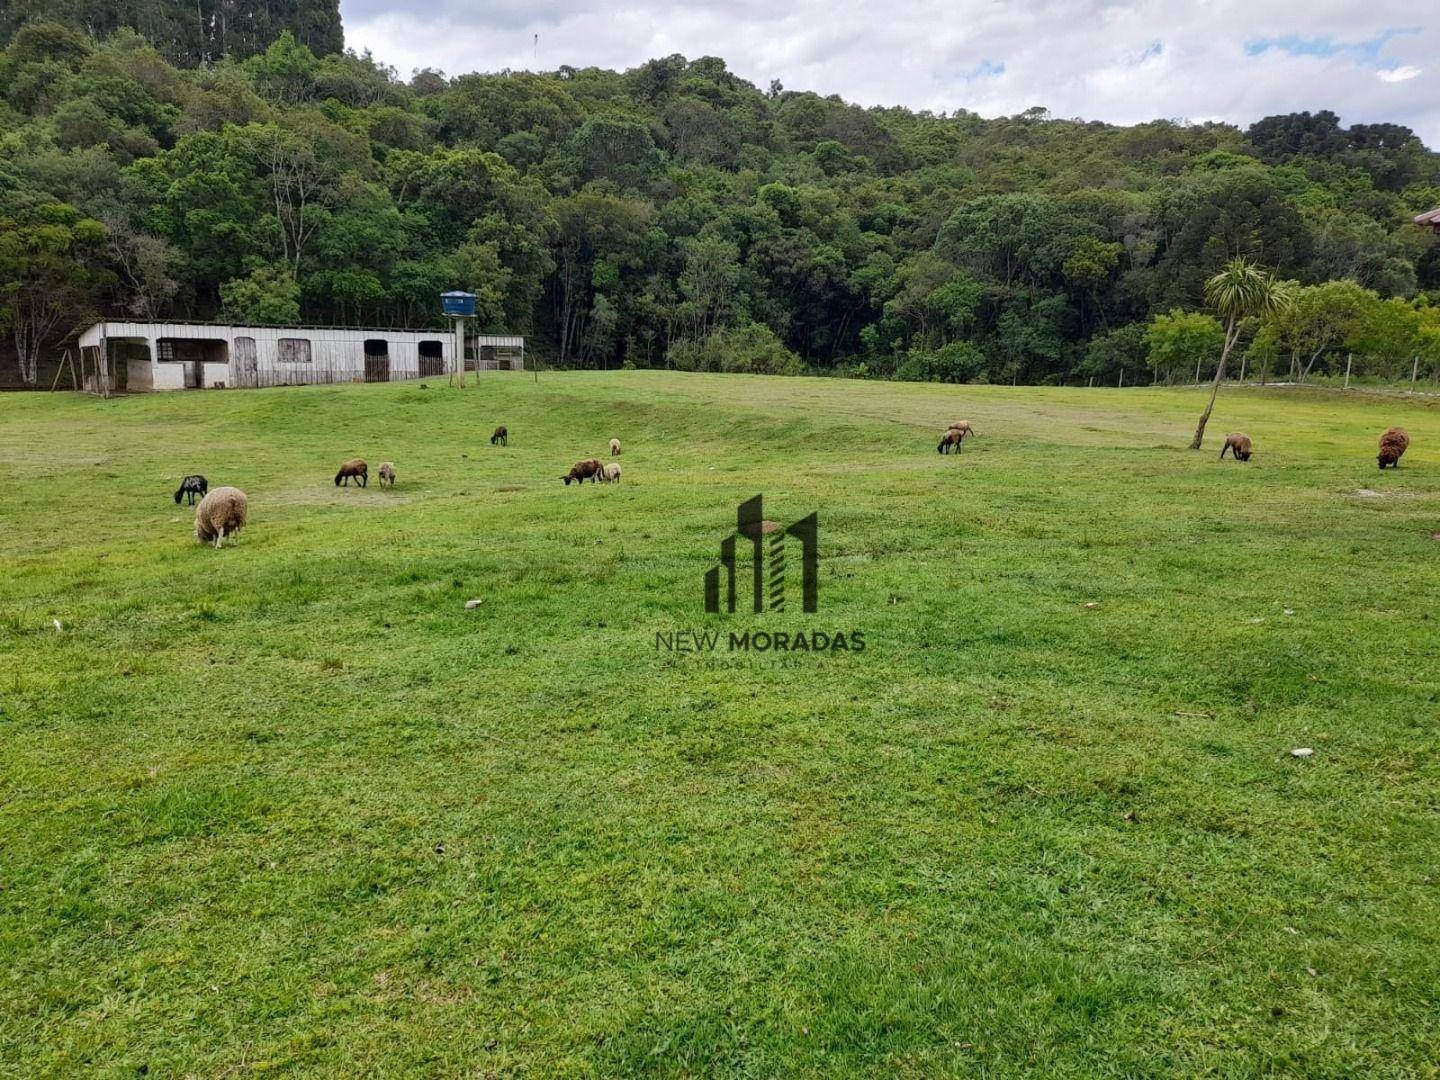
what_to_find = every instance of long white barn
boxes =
[75,321,524,392]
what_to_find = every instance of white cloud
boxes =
[341,0,1440,146]
[1378,65,1422,83]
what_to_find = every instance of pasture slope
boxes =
[2,372,1438,1077]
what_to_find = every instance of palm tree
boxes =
[1189,259,1294,450]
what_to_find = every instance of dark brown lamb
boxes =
[335,458,368,487]
[562,459,603,485]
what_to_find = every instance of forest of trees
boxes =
[2,11,1439,387]
[0,0,342,68]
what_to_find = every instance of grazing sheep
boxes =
[599,462,622,483]
[948,421,975,438]
[335,458,367,487]
[1378,427,1409,469]
[194,487,247,549]
[1220,433,1253,461]
[610,438,621,456]
[490,426,508,446]
[562,458,603,485]
[378,462,396,487]
[173,474,208,505]
[937,428,964,454]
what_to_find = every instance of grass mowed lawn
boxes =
[2,373,1438,1077]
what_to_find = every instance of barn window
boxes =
[156,340,176,361]
[278,338,312,363]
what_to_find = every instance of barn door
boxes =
[418,340,444,378]
[234,336,257,387]
[364,340,390,382]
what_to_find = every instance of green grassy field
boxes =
[2,372,1439,1077]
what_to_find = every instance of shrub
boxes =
[895,341,986,384]
[1144,309,1223,383]
[666,323,805,376]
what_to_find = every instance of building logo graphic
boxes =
[704,495,818,613]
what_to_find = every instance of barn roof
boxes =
[77,320,523,349]
[1415,208,1440,232]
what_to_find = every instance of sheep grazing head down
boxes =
[378,462,396,487]
[194,487,247,549]
[335,458,367,487]
[491,426,508,446]
[1221,433,1252,461]
[173,474,208,505]
[1378,427,1409,469]
[610,438,621,456]
[562,459,602,485]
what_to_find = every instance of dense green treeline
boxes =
[0,0,342,67]
[2,20,1438,386]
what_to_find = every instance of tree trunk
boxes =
[14,327,38,386]
[1190,317,1237,450]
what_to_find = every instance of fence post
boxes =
[1343,352,1352,390]
[1411,356,1419,390]
[1194,356,1202,384]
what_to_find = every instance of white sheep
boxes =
[194,487,247,549]
[599,462,621,483]
[609,438,621,456]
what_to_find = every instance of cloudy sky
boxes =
[341,0,1439,146]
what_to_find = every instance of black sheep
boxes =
[173,475,208,505]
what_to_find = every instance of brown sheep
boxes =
[562,458,603,485]
[335,458,367,487]
[378,462,396,487]
[490,426,508,446]
[1219,433,1252,461]
[1378,427,1409,469]
[937,428,964,454]
[598,462,621,483]
[610,438,621,456]
[948,421,975,438]
[194,487,247,549]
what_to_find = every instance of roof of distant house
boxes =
[1415,208,1440,231]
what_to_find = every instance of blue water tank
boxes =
[441,291,477,317]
